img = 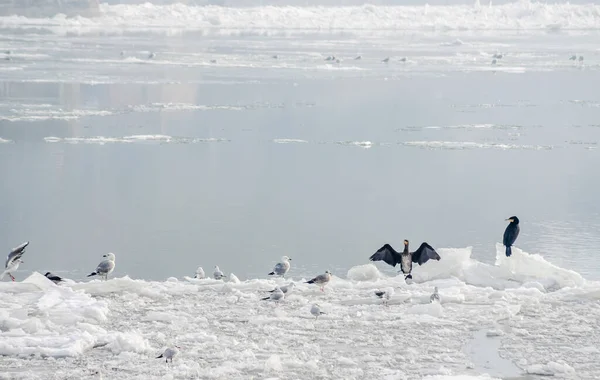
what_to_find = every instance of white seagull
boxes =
[87,253,116,281]
[306,270,332,292]
[430,286,441,303]
[156,346,180,363]
[268,255,291,278]
[310,304,325,319]
[213,265,226,280]
[268,282,295,294]
[1,242,29,281]
[262,286,284,303]
[194,266,205,279]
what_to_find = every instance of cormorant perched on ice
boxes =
[369,240,440,280]
[503,216,520,257]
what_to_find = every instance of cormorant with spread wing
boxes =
[369,240,440,280]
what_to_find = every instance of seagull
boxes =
[262,286,284,302]
[399,57,407,62]
[1,242,29,281]
[382,57,390,63]
[209,59,217,64]
[268,256,291,278]
[272,54,279,59]
[269,282,295,294]
[87,253,116,281]
[120,51,125,58]
[148,52,156,59]
[156,346,180,363]
[213,265,226,280]
[493,53,503,59]
[569,55,577,60]
[579,56,584,62]
[306,270,331,292]
[430,286,440,303]
[354,55,362,60]
[375,287,395,306]
[369,240,441,280]
[310,304,325,319]
[491,59,497,65]
[44,272,64,284]
[194,266,205,279]
[325,55,335,61]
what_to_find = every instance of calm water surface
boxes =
[1,33,599,281]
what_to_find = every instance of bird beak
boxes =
[505,218,513,222]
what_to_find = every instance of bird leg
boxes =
[320,287,324,292]
[9,273,15,281]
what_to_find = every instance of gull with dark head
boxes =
[268,255,291,278]
[306,270,331,292]
[87,253,116,281]
[1,242,29,281]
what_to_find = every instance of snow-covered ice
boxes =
[1,245,597,379]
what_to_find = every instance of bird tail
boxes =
[320,312,326,315]
[156,354,163,359]
[506,246,512,257]
[306,280,315,284]
[87,272,97,277]
[268,272,275,276]
[261,297,270,301]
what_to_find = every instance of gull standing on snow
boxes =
[262,286,284,302]
[87,253,116,281]
[306,270,331,292]
[310,304,325,319]
[268,255,291,278]
[430,286,441,303]
[213,265,226,280]
[156,346,180,363]
[194,266,205,279]
[1,241,29,281]
[269,282,295,294]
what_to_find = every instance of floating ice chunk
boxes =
[526,361,575,376]
[406,301,443,317]
[229,273,240,283]
[347,264,383,281]
[264,354,283,372]
[105,332,152,355]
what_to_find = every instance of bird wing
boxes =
[411,242,441,265]
[96,259,115,274]
[273,262,285,274]
[6,241,29,268]
[369,244,401,267]
[503,224,520,246]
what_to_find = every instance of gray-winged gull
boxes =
[306,270,331,292]
[262,286,284,302]
[87,252,116,281]
[1,241,29,281]
[310,304,325,319]
[157,346,180,363]
[268,255,291,278]
[213,265,226,280]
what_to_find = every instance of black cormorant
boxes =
[503,216,520,257]
[369,240,441,280]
